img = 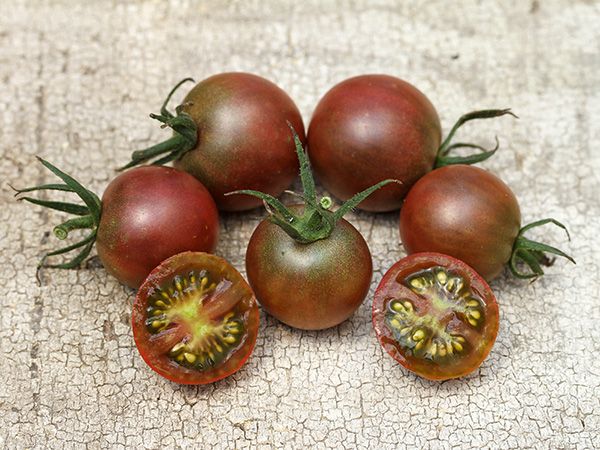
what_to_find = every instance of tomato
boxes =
[399,165,574,280]
[400,165,520,280]
[97,166,219,288]
[123,73,305,211]
[372,252,499,381]
[308,74,517,212]
[245,205,372,330]
[132,252,259,384]
[230,125,395,330]
[14,160,219,288]
[308,74,442,212]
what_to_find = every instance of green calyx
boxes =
[11,158,101,269]
[435,109,518,168]
[119,78,198,171]
[509,218,576,279]
[227,123,399,244]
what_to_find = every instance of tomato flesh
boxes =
[132,252,259,384]
[372,253,499,380]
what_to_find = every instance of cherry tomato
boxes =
[308,74,441,212]
[132,252,259,385]
[372,252,499,381]
[97,166,219,288]
[245,205,372,330]
[125,73,305,211]
[400,165,521,280]
[15,160,219,288]
[400,165,574,280]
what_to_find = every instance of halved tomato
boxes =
[132,252,259,384]
[372,253,499,381]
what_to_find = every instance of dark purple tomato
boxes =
[97,166,219,288]
[308,74,441,212]
[245,205,372,330]
[373,252,499,381]
[174,72,305,211]
[400,165,521,280]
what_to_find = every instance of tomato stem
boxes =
[435,109,517,168]
[12,158,101,270]
[227,124,398,243]
[509,218,575,279]
[118,78,198,171]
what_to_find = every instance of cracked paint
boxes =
[1,0,599,449]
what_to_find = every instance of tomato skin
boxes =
[132,252,259,385]
[175,72,305,211]
[96,167,219,288]
[372,253,499,381]
[400,165,521,280]
[245,206,372,330]
[308,74,441,212]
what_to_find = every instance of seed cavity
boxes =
[145,270,245,371]
[384,265,485,362]
[404,266,484,329]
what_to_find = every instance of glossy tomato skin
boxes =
[132,252,259,385]
[96,166,219,288]
[400,165,521,281]
[245,206,372,330]
[175,72,305,211]
[372,253,499,381]
[308,75,441,212]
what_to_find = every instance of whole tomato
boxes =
[308,74,515,212]
[246,205,371,330]
[308,74,441,212]
[231,124,396,330]
[122,73,305,211]
[15,159,219,288]
[399,165,574,280]
[97,166,219,287]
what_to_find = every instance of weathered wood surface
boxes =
[1,1,598,448]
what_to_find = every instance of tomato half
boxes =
[372,253,499,381]
[132,252,259,384]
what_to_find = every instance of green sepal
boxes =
[36,157,101,222]
[435,109,517,168]
[118,78,198,171]
[509,218,575,279]
[10,183,76,195]
[40,232,97,270]
[14,159,102,270]
[17,197,90,216]
[227,123,399,244]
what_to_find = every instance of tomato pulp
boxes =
[373,253,499,381]
[132,252,259,384]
